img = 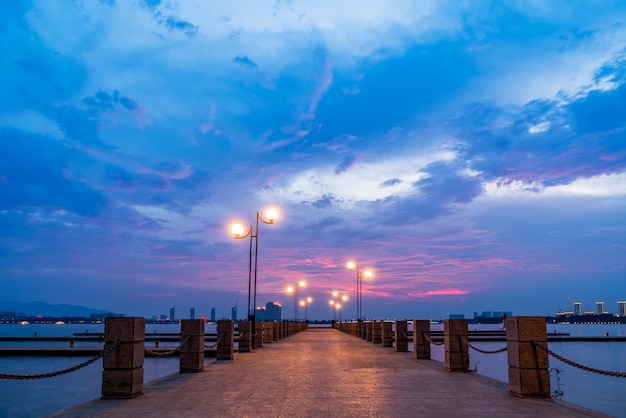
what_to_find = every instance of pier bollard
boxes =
[444,319,468,372]
[506,316,550,398]
[273,321,279,341]
[413,320,431,359]
[382,321,393,347]
[255,321,264,348]
[372,321,382,344]
[102,317,145,399]
[180,319,204,372]
[360,321,367,340]
[70,339,74,348]
[217,319,234,360]
[395,321,408,352]
[366,321,373,341]
[155,340,160,348]
[264,322,274,344]
[238,320,252,353]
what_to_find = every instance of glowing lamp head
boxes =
[266,208,278,223]
[300,300,306,306]
[364,270,373,279]
[307,297,312,303]
[347,261,355,271]
[342,295,348,302]
[299,280,306,288]
[335,303,341,309]
[329,300,334,305]
[287,286,294,293]
[332,291,338,297]
[231,223,245,238]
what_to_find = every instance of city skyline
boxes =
[2,1,625,320]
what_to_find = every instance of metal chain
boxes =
[421,332,445,346]
[533,341,626,378]
[234,331,247,341]
[205,334,223,349]
[461,336,508,354]
[0,340,120,380]
[145,335,189,357]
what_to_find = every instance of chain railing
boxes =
[145,335,190,357]
[234,331,247,341]
[0,340,120,380]
[460,336,508,354]
[204,334,223,349]
[533,341,626,378]
[421,332,445,346]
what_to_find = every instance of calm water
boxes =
[1,323,625,417]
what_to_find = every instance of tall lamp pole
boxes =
[347,262,372,321]
[231,208,278,348]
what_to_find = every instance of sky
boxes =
[1,0,625,321]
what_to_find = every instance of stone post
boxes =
[255,321,264,348]
[102,317,145,399]
[413,320,431,360]
[264,322,274,343]
[395,321,408,352]
[444,319,468,372]
[382,321,393,347]
[366,321,373,341]
[372,320,382,344]
[217,319,234,360]
[180,319,205,372]
[360,322,367,340]
[506,316,551,398]
[273,321,279,341]
[238,320,252,353]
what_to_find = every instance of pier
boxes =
[48,326,606,417]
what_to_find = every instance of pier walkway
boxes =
[49,328,606,417]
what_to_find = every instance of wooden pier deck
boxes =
[49,327,607,417]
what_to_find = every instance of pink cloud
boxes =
[410,288,469,298]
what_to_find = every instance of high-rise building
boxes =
[595,301,605,315]
[210,307,216,322]
[574,302,582,316]
[190,307,195,319]
[264,302,282,321]
[618,301,626,317]
[170,307,175,321]
[231,305,237,322]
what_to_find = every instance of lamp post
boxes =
[329,292,348,322]
[300,297,312,322]
[231,208,278,348]
[347,262,372,321]
[287,280,306,321]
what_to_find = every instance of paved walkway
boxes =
[49,328,607,417]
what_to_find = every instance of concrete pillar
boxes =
[238,320,252,353]
[412,320,431,360]
[180,319,205,372]
[102,317,145,399]
[356,321,362,338]
[263,322,273,343]
[382,321,393,347]
[395,321,408,352]
[278,322,284,339]
[360,322,367,340]
[372,320,382,344]
[506,316,551,398]
[366,321,373,341]
[255,321,264,348]
[273,321,279,341]
[444,319,468,372]
[217,319,234,360]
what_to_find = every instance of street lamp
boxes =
[287,280,306,321]
[231,208,278,347]
[300,297,312,322]
[347,262,373,321]
[329,292,348,322]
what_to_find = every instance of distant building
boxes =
[231,305,237,322]
[618,301,626,317]
[210,307,216,322]
[449,314,465,319]
[256,302,282,321]
[190,307,195,320]
[170,307,175,321]
[574,302,582,316]
[595,301,606,315]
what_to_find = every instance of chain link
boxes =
[532,341,626,378]
[0,340,120,380]
[204,334,223,349]
[144,335,189,357]
[421,332,445,346]
[460,336,508,354]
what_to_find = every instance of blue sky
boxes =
[1,0,625,320]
